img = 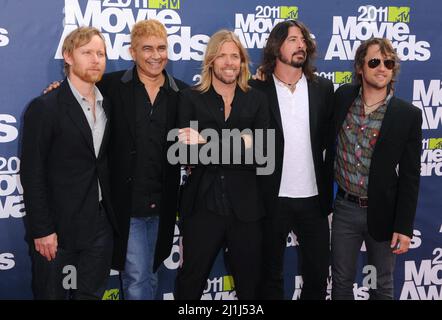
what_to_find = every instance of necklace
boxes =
[274,73,301,93]
[362,96,386,109]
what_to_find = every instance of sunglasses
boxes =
[367,58,395,70]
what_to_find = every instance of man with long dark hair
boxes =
[250,20,334,300]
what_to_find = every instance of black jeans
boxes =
[260,196,330,300]
[31,205,113,300]
[175,209,262,300]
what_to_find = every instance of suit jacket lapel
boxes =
[61,81,95,154]
[119,68,137,142]
[335,85,359,136]
[97,99,111,159]
[373,97,396,145]
[265,77,284,135]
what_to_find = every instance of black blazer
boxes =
[21,80,118,249]
[334,84,422,241]
[98,68,187,271]
[249,76,335,218]
[178,85,270,222]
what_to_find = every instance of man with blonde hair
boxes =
[175,29,269,299]
[21,27,118,299]
[98,19,187,300]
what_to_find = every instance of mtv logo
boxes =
[335,72,352,84]
[280,6,298,20]
[148,0,180,9]
[429,138,442,149]
[223,275,235,291]
[102,289,120,300]
[388,7,410,23]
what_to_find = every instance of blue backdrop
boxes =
[0,0,441,300]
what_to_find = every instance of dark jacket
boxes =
[249,75,335,218]
[21,80,118,248]
[98,68,187,271]
[333,84,422,240]
[178,85,270,222]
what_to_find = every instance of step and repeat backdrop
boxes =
[0,0,441,300]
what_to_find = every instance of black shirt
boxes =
[131,68,169,217]
[199,86,237,216]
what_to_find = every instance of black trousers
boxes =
[260,196,330,300]
[31,204,113,300]
[174,210,262,300]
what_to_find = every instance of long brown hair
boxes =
[261,20,317,81]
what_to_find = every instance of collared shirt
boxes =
[273,73,318,198]
[67,77,106,201]
[198,85,236,216]
[335,88,393,197]
[131,67,169,217]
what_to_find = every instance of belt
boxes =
[337,187,368,208]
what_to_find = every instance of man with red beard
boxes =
[21,27,118,299]
[41,20,187,300]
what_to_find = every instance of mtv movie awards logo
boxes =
[0,156,24,219]
[0,27,9,47]
[325,5,431,61]
[317,71,352,90]
[163,224,181,270]
[0,114,24,220]
[55,0,209,61]
[163,275,237,300]
[234,5,298,49]
[421,138,442,177]
[0,253,15,271]
[400,247,442,300]
[413,80,442,130]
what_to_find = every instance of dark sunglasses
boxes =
[367,58,395,70]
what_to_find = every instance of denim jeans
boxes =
[331,194,396,300]
[121,216,159,300]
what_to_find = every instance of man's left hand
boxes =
[391,232,411,254]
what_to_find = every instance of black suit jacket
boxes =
[178,85,270,222]
[334,84,422,241]
[98,68,187,271]
[21,80,118,249]
[249,76,335,218]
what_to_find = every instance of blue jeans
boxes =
[121,216,159,300]
[331,195,396,300]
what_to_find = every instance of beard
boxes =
[279,50,306,68]
[213,68,239,85]
[71,66,104,83]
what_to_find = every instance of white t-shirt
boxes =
[273,73,318,198]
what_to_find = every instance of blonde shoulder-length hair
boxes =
[197,30,250,93]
